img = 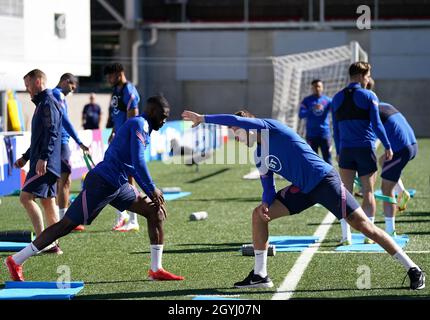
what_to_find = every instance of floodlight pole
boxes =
[319,0,325,24]
[308,0,314,22]
[244,0,249,22]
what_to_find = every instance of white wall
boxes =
[0,0,91,90]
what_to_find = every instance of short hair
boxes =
[366,77,375,90]
[349,61,371,77]
[234,109,255,118]
[23,69,47,82]
[60,73,78,85]
[147,95,170,111]
[103,63,124,75]
[311,79,322,85]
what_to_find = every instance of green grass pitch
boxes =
[0,139,429,300]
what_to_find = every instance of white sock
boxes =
[150,244,163,272]
[254,249,268,278]
[59,207,67,220]
[368,216,375,224]
[395,179,405,194]
[128,212,138,224]
[340,219,351,242]
[393,251,419,271]
[12,243,39,265]
[385,217,395,234]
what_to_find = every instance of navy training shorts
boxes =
[275,169,360,220]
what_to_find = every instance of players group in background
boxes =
[298,63,417,244]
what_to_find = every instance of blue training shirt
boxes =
[298,94,332,138]
[379,102,417,153]
[92,113,155,197]
[331,82,391,154]
[204,114,333,206]
[52,87,82,146]
[22,89,63,177]
[109,82,140,132]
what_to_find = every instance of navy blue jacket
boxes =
[332,83,391,154]
[22,89,63,177]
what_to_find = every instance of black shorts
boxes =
[381,144,417,183]
[275,169,360,220]
[65,170,140,225]
[339,147,377,176]
[22,170,58,199]
[306,136,332,165]
[61,143,72,174]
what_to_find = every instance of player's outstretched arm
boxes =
[183,110,268,130]
[182,110,204,127]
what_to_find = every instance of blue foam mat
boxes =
[269,235,320,252]
[0,242,30,252]
[374,189,416,198]
[0,281,84,300]
[193,296,242,300]
[164,191,191,201]
[335,233,409,252]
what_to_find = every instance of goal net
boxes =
[271,41,368,136]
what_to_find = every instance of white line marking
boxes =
[315,250,430,254]
[186,294,241,298]
[272,212,336,300]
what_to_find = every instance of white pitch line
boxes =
[272,212,336,300]
[315,250,430,254]
[186,294,241,298]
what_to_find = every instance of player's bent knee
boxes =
[252,207,266,223]
[19,192,32,205]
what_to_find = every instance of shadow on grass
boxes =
[402,231,430,235]
[130,247,240,255]
[396,219,430,224]
[131,242,243,254]
[403,212,430,217]
[170,197,260,202]
[176,242,244,247]
[85,279,152,285]
[77,287,274,300]
[187,168,230,184]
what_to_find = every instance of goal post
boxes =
[270,41,368,136]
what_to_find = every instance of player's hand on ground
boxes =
[79,143,90,155]
[385,148,393,161]
[14,157,27,169]
[36,159,47,176]
[257,203,271,222]
[181,110,204,128]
